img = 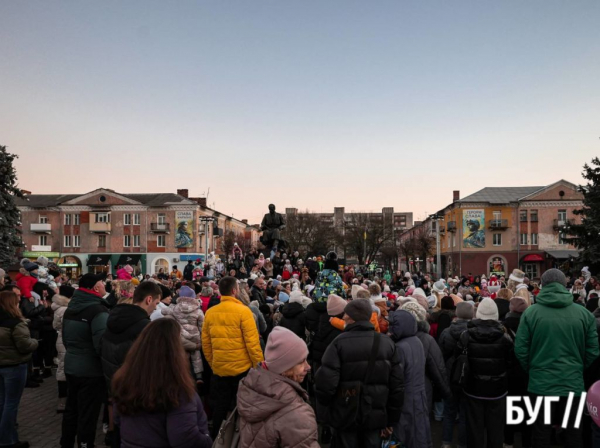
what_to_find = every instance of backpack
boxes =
[448,330,470,390]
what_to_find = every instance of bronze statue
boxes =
[260,204,286,258]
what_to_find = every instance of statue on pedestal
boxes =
[260,204,286,259]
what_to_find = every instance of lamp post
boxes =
[429,213,444,280]
[199,216,215,262]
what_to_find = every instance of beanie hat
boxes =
[398,289,406,297]
[404,272,412,279]
[344,299,372,322]
[509,269,525,283]
[327,294,347,316]
[36,256,49,266]
[402,302,427,323]
[441,296,455,310]
[124,264,134,273]
[24,261,39,272]
[477,297,499,321]
[412,288,426,299]
[496,288,513,301]
[351,284,363,300]
[411,293,428,310]
[59,285,76,298]
[279,292,290,303]
[432,280,446,294]
[456,301,474,320]
[509,297,529,314]
[178,286,196,298]
[426,295,437,308]
[289,290,304,304]
[264,327,309,374]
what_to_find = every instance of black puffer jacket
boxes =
[278,302,307,341]
[315,321,404,430]
[100,304,150,391]
[438,319,470,362]
[502,312,528,395]
[415,320,451,409]
[305,301,327,338]
[459,318,513,399]
[310,312,342,364]
[495,298,510,321]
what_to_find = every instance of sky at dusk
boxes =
[2,1,599,224]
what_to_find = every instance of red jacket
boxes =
[16,273,38,299]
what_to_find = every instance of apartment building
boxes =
[16,188,260,277]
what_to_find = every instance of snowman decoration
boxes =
[487,275,501,299]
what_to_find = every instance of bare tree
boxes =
[221,230,236,258]
[341,214,393,265]
[283,212,337,257]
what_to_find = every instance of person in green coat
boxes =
[515,268,599,448]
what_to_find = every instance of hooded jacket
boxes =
[315,321,404,430]
[305,301,327,339]
[515,282,599,397]
[237,367,319,448]
[16,271,38,299]
[461,319,513,399]
[101,304,150,390]
[389,311,431,448]
[415,319,451,408]
[0,309,38,367]
[63,289,109,378]
[52,294,71,381]
[310,312,343,365]
[279,302,307,341]
[438,318,470,363]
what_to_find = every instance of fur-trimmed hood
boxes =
[51,294,71,310]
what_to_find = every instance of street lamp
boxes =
[199,216,215,262]
[429,213,444,280]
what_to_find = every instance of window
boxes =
[530,210,538,222]
[157,235,166,247]
[452,234,456,247]
[559,232,567,245]
[74,214,80,225]
[95,213,110,223]
[520,210,528,222]
[73,235,80,247]
[124,235,131,247]
[520,233,528,245]
[39,216,48,224]
[493,211,501,220]
[523,263,539,279]
[124,214,131,225]
[558,209,567,225]
[158,213,166,225]
[531,233,538,245]
[133,214,140,225]
[133,235,140,247]
[98,235,106,247]
[64,235,71,247]
[39,235,48,246]
[493,233,502,246]
[65,214,72,225]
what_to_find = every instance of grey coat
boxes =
[415,320,451,411]
[390,311,432,448]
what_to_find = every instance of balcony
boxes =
[89,222,111,233]
[30,223,51,233]
[488,219,509,230]
[150,223,171,233]
[447,221,457,232]
[553,219,573,230]
[31,245,52,252]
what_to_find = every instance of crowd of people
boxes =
[1,251,600,448]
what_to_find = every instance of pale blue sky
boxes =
[1,1,599,223]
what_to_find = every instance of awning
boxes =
[116,254,142,266]
[545,250,581,259]
[522,254,544,262]
[87,254,112,266]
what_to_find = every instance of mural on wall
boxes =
[463,209,486,248]
[175,211,194,248]
[489,256,506,276]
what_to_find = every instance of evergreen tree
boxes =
[0,146,25,268]
[565,157,600,271]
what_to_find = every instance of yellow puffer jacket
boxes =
[202,296,264,377]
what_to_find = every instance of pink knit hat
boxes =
[264,327,308,374]
[327,294,347,316]
[124,264,133,273]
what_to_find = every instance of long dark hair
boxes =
[111,318,196,415]
[0,291,23,319]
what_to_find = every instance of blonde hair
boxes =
[113,280,136,304]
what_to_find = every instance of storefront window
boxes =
[523,263,539,279]
[489,256,506,277]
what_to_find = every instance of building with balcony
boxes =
[15,188,260,278]
[400,180,583,280]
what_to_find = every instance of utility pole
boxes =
[199,216,215,262]
[429,213,443,280]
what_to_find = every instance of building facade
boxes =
[400,180,583,280]
[16,188,260,278]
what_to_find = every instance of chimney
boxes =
[177,189,189,198]
[241,219,248,224]
[453,190,460,202]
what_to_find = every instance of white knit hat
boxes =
[476,297,499,321]
[289,290,305,304]
[412,288,427,299]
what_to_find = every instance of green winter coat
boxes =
[0,310,39,366]
[63,289,109,378]
[515,282,599,397]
